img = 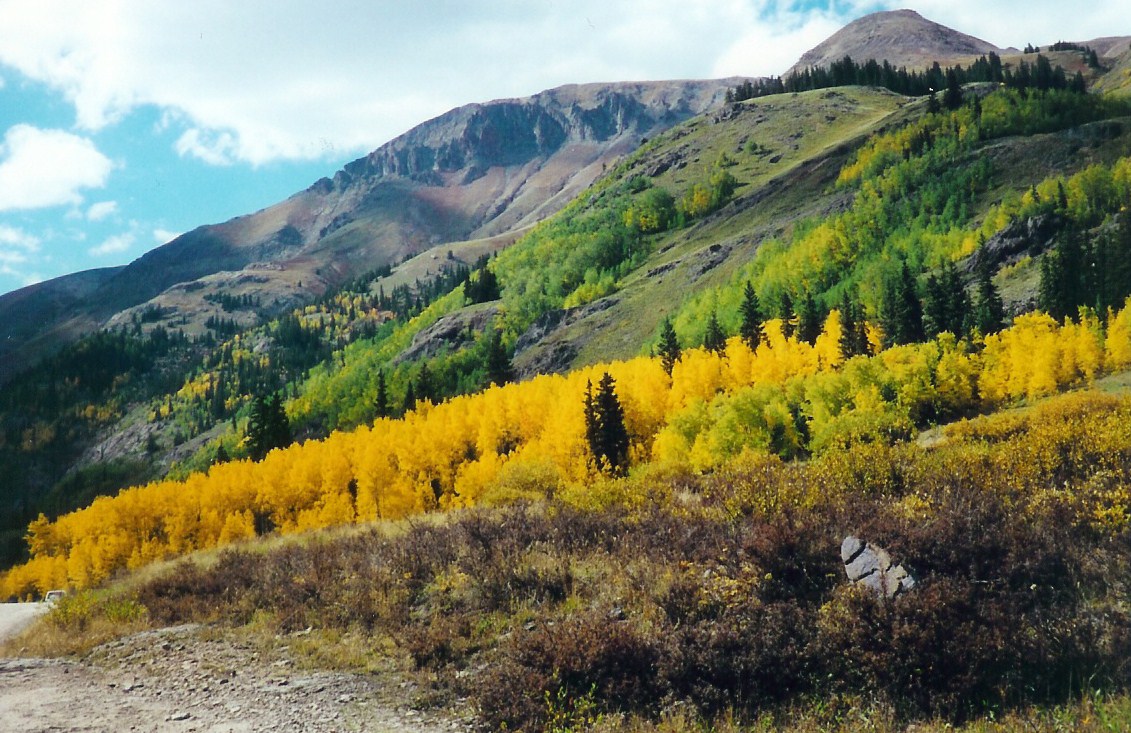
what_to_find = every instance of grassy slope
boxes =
[515,87,913,372]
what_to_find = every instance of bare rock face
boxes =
[966,213,1064,274]
[841,536,916,598]
[396,305,501,364]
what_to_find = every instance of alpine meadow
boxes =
[4,8,1131,732]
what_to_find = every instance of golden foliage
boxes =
[8,301,1131,598]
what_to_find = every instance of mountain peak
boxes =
[786,9,1005,77]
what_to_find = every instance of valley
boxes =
[3,7,1131,732]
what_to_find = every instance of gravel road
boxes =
[0,602,49,642]
[0,623,474,732]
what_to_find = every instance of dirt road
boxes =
[0,624,473,732]
[0,602,48,642]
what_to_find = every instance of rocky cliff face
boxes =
[0,79,739,381]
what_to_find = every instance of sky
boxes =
[0,1,1126,296]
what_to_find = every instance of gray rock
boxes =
[841,535,916,598]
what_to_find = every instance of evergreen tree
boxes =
[738,281,763,350]
[465,265,501,304]
[880,262,925,346]
[485,328,514,387]
[943,68,963,110]
[584,373,630,475]
[923,262,970,337]
[657,318,682,376]
[415,362,435,405]
[778,292,795,339]
[248,391,291,461]
[374,369,389,418]
[926,90,941,114]
[703,310,727,353]
[839,294,870,358]
[1038,230,1085,320]
[797,291,823,346]
[973,259,1006,334]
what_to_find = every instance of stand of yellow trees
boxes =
[5,302,1131,599]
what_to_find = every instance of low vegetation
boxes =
[9,53,1131,733]
[15,389,1130,731]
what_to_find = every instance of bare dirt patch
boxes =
[0,625,473,733]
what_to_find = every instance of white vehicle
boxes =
[43,590,65,604]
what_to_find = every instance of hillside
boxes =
[0,79,738,383]
[6,10,1131,729]
[4,13,1131,562]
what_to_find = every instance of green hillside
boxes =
[8,43,1131,732]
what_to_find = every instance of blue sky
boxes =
[0,0,1126,296]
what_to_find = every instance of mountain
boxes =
[785,9,1006,76]
[0,79,739,383]
[4,8,1131,570]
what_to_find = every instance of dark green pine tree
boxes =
[839,294,870,358]
[1038,230,1085,321]
[584,373,630,475]
[415,362,435,405]
[923,262,970,338]
[796,291,824,345]
[778,291,795,339]
[1103,214,1131,311]
[657,318,682,376]
[943,68,963,110]
[973,259,1006,335]
[703,310,727,353]
[401,378,416,414]
[485,328,514,386]
[738,281,763,350]
[926,89,941,114]
[248,391,291,461]
[880,262,925,346]
[374,369,389,418]
[466,265,501,304]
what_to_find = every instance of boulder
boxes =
[841,535,916,598]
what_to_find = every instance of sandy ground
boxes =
[0,620,473,733]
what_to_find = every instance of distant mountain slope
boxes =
[0,79,739,382]
[786,9,1005,76]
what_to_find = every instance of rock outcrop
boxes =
[841,535,917,598]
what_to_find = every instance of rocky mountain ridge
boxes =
[0,80,739,382]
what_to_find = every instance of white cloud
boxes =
[0,0,1125,169]
[0,0,880,166]
[0,224,40,286]
[0,124,113,211]
[174,128,239,166]
[0,223,40,251]
[153,228,180,244]
[89,231,134,257]
[86,200,117,221]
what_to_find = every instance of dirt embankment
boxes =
[0,623,473,733]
